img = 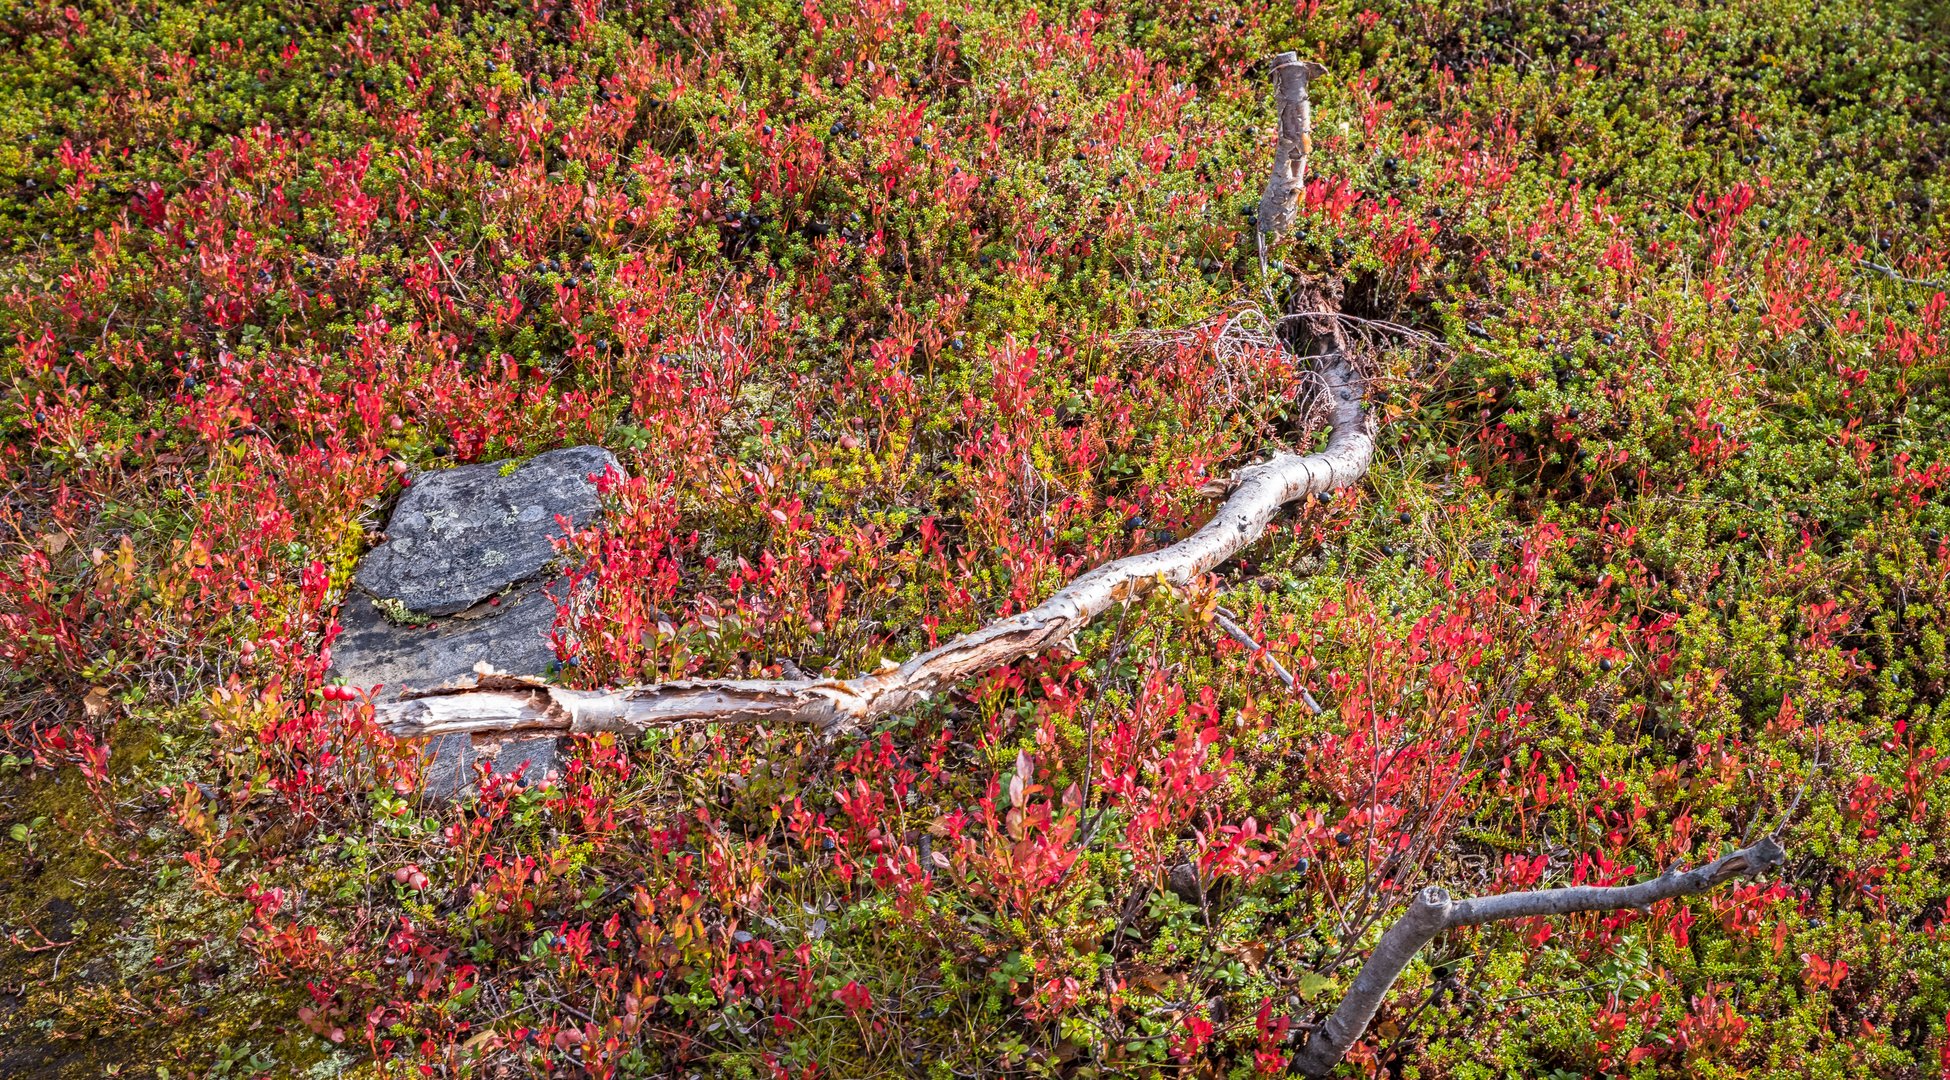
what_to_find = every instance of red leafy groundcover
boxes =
[0,0,1947,1076]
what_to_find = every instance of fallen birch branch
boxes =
[376,346,1369,738]
[1291,837,1789,1077]
[372,56,1362,741]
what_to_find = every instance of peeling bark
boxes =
[1291,837,1789,1077]
[1256,53,1329,239]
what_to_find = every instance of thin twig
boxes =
[1855,259,1947,289]
[1280,310,1447,349]
[425,238,481,309]
[1212,605,1306,702]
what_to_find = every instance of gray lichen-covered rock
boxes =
[334,446,620,797]
[328,579,572,798]
[419,731,566,799]
[329,578,565,700]
[354,445,619,616]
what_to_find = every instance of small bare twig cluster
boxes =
[1122,302,1302,413]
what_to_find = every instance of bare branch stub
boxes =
[1290,838,1789,1077]
[1256,53,1329,239]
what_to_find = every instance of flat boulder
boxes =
[329,578,564,700]
[331,444,622,798]
[329,579,573,798]
[354,445,619,616]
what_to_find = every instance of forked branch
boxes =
[368,56,1354,742]
[1291,837,1788,1077]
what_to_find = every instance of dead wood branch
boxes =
[1855,258,1947,289]
[1212,607,1296,692]
[1211,605,1323,714]
[1292,837,1788,1077]
[376,349,1369,738]
[372,58,1354,741]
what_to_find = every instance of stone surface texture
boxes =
[329,578,564,699]
[353,445,619,616]
[332,444,620,797]
[329,580,571,798]
[418,731,566,800]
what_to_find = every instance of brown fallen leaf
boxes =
[82,686,114,720]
